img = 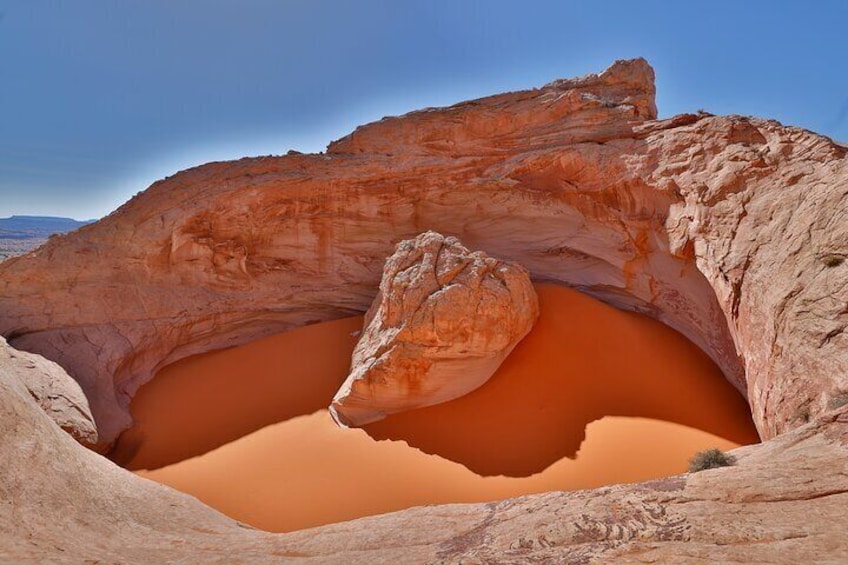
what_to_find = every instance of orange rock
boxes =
[0,57,740,451]
[0,57,844,447]
[0,57,847,562]
[330,231,538,427]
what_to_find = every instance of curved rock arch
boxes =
[0,58,845,454]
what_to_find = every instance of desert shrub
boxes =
[823,255,845,268]
[827,390,848,410]
[688,448,735,473]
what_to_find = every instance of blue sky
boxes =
[1,1,846,219]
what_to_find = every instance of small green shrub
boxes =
[688,448,736,473]
[827,390,848,410]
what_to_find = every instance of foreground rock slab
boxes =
[1,350,846,563]
[330,231,538,427]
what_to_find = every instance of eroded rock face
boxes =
[0,336,97,447]
[0,58,843,447]
[330,231,538,427]
[0,60,848,449]
[0,57,751,451]
[0,56,847,563]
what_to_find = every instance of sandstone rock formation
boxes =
[2,57,735,454]
[1,58,844,450]
[0,58,847,562]
[330,231,538,427]
[0,336,97,447]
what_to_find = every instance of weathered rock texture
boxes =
[1,58,843,450]
[0,336,97,446]
[2,348,847,563]
[330,231,538,427]
[2,58,743,453]
[0,58,847,562]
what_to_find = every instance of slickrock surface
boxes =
[1,349,847,563]
[0,337,97,447]
[330,231,538,427]
[0,58,847,562]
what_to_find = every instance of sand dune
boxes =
[122,283,759,532]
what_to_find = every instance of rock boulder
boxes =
[330,231,538,427]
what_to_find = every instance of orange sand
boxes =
[111,316,363,470]
[122,283,760,533]
[139,413,744,533]
[365,284,759,476]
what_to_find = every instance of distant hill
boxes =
[0,215,95,260]
[0,215,94,239]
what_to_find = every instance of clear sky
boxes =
[1,1,846,220]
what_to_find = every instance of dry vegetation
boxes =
[0,238,46,262]
[688,448,736,472]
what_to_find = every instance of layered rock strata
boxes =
[330,231,538,427]
[0,57,735,452]
[1,59,844,448]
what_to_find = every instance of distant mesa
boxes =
[0,215,94,236]
[0,215,94,260]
